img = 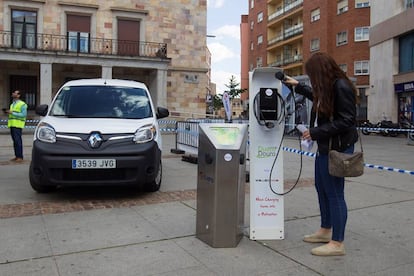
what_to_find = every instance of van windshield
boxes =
[49,85,153,119]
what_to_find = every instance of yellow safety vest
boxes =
[8,100,27,129]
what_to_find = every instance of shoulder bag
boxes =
[328,131,364,178]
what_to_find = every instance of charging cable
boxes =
[266,89,305,196]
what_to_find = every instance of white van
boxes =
[29,79,169,193]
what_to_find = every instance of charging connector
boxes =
[253,88,285,129]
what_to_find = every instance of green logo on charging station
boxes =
[256,146,277,158]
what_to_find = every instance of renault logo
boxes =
[88,133,103,148]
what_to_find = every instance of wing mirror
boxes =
[156,107,169,119]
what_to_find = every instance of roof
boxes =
[62,79,148,89]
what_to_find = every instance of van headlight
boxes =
[133,124,156,143]
[36,122,56,143]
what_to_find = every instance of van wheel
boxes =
[29,164,56,193]
[145,160,162,192]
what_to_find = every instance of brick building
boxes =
[0,0,209,119]
[243,0,370,121]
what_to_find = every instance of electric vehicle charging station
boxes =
[249,67,285,240]
[196,123,248,248]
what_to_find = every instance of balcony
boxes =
[268,54,303,67]
[268,0,304,22]
[284,23,303,39]
[0,31,168,59]
[268,24,303,46]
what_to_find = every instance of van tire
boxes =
[145,160,162,192]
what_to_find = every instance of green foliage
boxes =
[212,75,246,114]
[224,75,247,99]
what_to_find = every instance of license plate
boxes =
[72,159,116,169]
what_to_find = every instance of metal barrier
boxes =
[0,119,39,129]
[1,119,178,133]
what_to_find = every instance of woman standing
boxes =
[284,52,358,256]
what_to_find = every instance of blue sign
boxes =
[395,81,414,93]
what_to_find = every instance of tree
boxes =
[212,75,246,115]
[224,75,246,99]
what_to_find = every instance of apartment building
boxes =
[244,0,370,121]
[369,0,414,123]
[0,0,208,118]
[267,0,304,76]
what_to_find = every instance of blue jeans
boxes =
[314,145,354,242]
[10,127,23,159]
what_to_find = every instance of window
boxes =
[67,14,91,53]
[118,19,140,56]
[250,41,254,50]
[336,31,348,46]
[257,35,263,45]
[337,0,349,14]
[406,0,414,8]
[354,61,369,75]
[339,64,347,73]
[257,12,263,23]
[256,57,263,67]
[251,0,254,9]
[355,0,370,8]
[12,10,37,49]
[311,8,320,22]
[399,32,414,73]
[68,31,89,53]
[310,38,320,52]
[250,20,254,30]
[355,27,369,41]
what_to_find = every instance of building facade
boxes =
[303,0,370,121]
[369,0,414,123]
[267,0,304,76]
[0,0,209,119]
[244,0,370,121]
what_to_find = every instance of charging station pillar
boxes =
[196,123,248,247]
[249,67,285,240]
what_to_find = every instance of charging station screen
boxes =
[209,127,239,145]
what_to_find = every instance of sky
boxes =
[207,0,248,94]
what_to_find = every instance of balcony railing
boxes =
[268,0,304,22]
[268,24,303,46]
[0,31,168,59]
[284,23,303,39]
[268,54,303,67]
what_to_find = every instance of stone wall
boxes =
[0,0,209,117]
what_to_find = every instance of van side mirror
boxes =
[156,107,169,119]
[35,104,48,116]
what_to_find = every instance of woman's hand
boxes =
[283,76,299,86]
[302,129,312,140]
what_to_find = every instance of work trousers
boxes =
[314,145,354,242]
[10,127,23,159]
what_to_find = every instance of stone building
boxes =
[369,0,414,123]
[0,0,209,118]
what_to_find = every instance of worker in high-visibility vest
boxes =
[5,90,27,163]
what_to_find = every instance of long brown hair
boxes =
[305,52,356,117]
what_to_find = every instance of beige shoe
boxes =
[13,158,24,163]
[303,232,331,243]
[311,243,345,256]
